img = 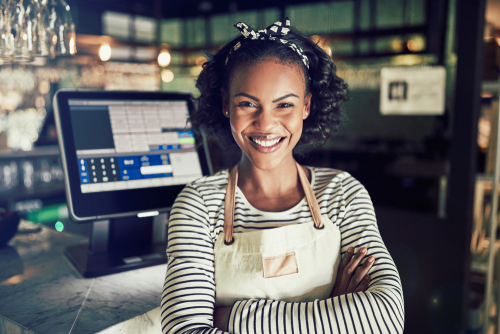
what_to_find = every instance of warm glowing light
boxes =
[99,44,112,61]
[161,69,174,82]
[195,56,207,66]
[309,35,331,57]
[391,54,425,66]
[69,33,76,55]
[30,131,38,142]
[0,275,24,285]
[38,80,50,95]
[158,51,171,67]
[390,37,404,52]
[35,96,45,108]
[310,35,321,44]
[190,66,203,77]
[407,36,425,52]
[478,117,491,150]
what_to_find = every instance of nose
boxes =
[254,107,277,130]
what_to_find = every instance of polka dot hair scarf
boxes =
[225,17,310,69]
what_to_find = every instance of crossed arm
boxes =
[214,245,376,331]
[160,180,404,334]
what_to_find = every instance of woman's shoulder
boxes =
[309,166,367,195]
[172,170,229,212]
[182,169,230,196]
[309,166,354,184]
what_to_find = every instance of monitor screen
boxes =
[68,99,203,194]
[54,91,212,222]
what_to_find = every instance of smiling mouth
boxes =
[247,135,286,152]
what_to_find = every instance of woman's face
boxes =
[224,59,311,171]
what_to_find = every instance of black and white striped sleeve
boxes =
[160,184,228,334]
[227,175,405,333]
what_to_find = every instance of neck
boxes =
[237,154,299,198]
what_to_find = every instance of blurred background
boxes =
[0,0,499,332]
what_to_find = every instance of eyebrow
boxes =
[234,93,259,102]
[272,94,299,103]
[233,93,299,103]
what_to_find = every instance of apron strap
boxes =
[223,163,323,244]
[224,165,238,244]
[296,162,324,230]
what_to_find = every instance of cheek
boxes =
[229,114,248,138]
[284,112,305,135]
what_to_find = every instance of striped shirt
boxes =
[161,167,404,334]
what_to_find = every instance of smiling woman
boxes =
[225,60,310,171]
[161,18,404,334]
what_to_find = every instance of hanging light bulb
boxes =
[99,43,111,61]
[157,49,170,67]
[161,69,174,82]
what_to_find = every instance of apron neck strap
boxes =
[224,165,238,244]
[296,162,324,229]
[224,163,323,244]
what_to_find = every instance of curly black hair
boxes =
[191,23,348,152]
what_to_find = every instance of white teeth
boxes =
[251,137,281,147]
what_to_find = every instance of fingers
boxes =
[331,247,354,297]
[338,247,368,294]
[346,255,375,293]
[338,248,354,277]
[353,275,371,293]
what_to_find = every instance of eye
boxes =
[277,102,294,109]
[238,101,257,108]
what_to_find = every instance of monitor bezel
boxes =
[54,90,212,223]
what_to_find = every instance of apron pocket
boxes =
[262,252,298,278]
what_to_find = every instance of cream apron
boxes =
[214,163,341,306]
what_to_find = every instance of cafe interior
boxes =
[0,0,498,333]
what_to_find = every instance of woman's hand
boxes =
[214,306,232,331]
[330,247,375,298]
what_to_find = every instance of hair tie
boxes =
[225,17,310,69]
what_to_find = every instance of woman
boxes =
[161,18,403,334]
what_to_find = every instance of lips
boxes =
[247,134,286,153]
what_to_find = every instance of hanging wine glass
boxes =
[0,0,10,61]
[46,0,75,58]
[0,0,75,62]
[24,0,41,58]
[36,0,50,56]
[0,0,16,62]
[10,0,34,62]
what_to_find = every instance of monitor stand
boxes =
[65,213,169,278]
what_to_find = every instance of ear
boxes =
[303,93,312,120]
[221,88,230,118]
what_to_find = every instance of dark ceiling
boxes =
[71,0,309,35]
[71,0,308,20]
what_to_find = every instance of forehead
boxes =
[229,59,306,95]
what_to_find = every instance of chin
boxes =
[245,152,288,171]
[252,160,281,171]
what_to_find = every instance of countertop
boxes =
[0,221,166,334]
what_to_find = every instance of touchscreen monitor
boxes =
[54,91,212,222]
